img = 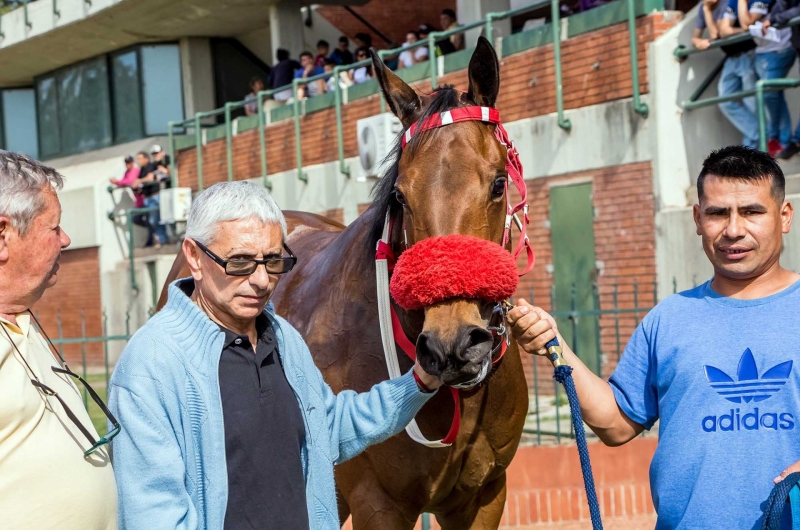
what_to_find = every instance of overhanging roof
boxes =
[0,0,365,86]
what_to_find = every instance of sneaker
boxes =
[768,138,784,158]
[778,142,800,160]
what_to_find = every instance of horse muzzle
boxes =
[390,235,519,389]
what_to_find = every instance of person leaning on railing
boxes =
[722,0,796,157]
[0,151,119,529]
[694,0,761,149]
[764,0,800,158]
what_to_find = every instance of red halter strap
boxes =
[400,105,534,276]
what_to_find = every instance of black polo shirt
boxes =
[218,313,309,530]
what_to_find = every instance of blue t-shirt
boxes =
[609,280,800,529]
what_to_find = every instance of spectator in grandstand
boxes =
[509,146,800,530]
[245,76,266,116]
[315,39,330,68]
[108,180,439,530]
[134,151,168,248]
[578,0,611,10]
[721,0,796,157]
[324,58,339,92]
[350,47,373,84]
[295,50,326,100]
[764,0,800,158]
[331,35,354,65]
[354,32,373,49]
[110,155,144,209]
[271,48,301,103]
[0,151,118,530]
[439,8,464,52]
[398,30,427,69]
[695,0,759,148]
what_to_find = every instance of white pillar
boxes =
[179,38,215,117]
[457,0,511,49]
[270,2,305,60]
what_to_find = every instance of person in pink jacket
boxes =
[110,156,144,208]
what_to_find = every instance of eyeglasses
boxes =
[194,240,297,276]
[1,313,121,456]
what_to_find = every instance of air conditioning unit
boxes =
[357,113,402,179]
[160,187,192,224]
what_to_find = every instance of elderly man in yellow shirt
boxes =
[0,151,118,529]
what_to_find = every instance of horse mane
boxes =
[367,85,465,248]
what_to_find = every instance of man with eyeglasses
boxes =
[0,151,118,529]
[109,181,441,530]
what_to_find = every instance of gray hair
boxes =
[185,181,287,245]
[0,151,64,236]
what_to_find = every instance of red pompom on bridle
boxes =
[389,235,519,310]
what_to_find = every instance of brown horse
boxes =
[158,38,529,529]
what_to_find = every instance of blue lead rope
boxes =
[762,472,800,530]
[546,337,604,530]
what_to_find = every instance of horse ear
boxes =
[370,48,421,127]
[467,37,500,108]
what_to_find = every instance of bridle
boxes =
[375,102,533,448]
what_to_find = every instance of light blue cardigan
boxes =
[109,279,434,529]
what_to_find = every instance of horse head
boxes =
[371,38,520,388]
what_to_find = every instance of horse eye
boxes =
[394,189,407,207]
[491,177,506,199]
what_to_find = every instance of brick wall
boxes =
[515,162,657,390]
[342,437,657,529]
[31,247,103,367]
[174,12,680,191]
[322,208,345,225]
[316,0,456,48]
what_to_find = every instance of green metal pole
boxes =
[194,114,204,191]
[257,90,272,190]
[551,0,572,131]
[224,102,234,181]
[485,13,496,45]
[429,33,438,89]
[53,0,60,17]
[292,79,307,183]
[24,0,31,29]
[334,66,351,178]
[167,121,177,189]
[628,0,649,117]
[757,81,768,153]
[376,51,388,114]
[126,211,138,294]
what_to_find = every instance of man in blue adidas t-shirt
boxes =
[508,146,800,529]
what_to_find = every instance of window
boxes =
[37,76,61,159]
[2,89,39,159]
[141,45,183,136]
[31,43,185,159]
[112,50,144,143]
[57,57,113,155]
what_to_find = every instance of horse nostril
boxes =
[454,326,494,363]
[416,332,446,374]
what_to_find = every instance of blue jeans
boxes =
[718,52,759,148]
[755,47,797,145]
[144,195,168,245]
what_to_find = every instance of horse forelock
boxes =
[367,85,472,250]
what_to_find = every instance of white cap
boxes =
[151,144,163,154]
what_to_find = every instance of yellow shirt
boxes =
[0,314,118,530]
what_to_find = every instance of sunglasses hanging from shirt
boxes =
[0,312,121,456]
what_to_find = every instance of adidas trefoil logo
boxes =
[704,348,793,404]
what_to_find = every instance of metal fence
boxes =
[165,0,653,192]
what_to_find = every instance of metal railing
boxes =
[518,279,662,445]
[676,15,800,151]
[166,0,652,192]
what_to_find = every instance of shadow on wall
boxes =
[676,5,800,181]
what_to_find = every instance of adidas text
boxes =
[701,408,794,432]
